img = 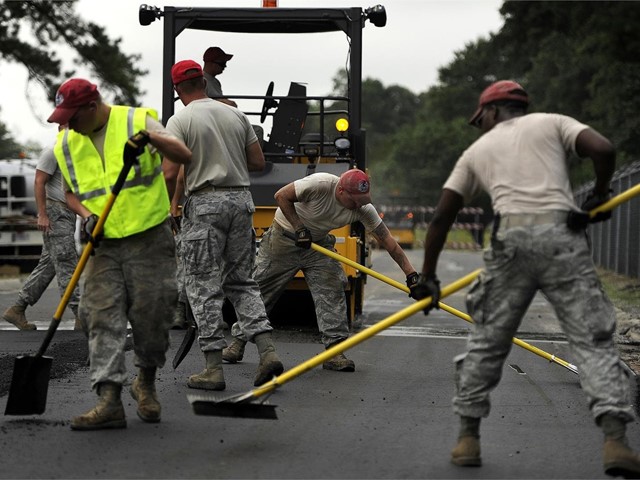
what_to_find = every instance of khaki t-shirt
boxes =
[274,173,382,239]
[166,98,257,195]
[443,113,589,214]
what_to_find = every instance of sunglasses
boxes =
[214,61,227,67]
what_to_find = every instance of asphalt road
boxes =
[0,249,639,479]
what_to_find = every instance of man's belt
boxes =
[498,211,569,229]
[191,185,250,195]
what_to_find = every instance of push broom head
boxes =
[187,392,278,420]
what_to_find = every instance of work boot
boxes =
[223,338,247,363]
[451,436,482,467]
[322,341,355,372]
[171,302,188,330]
[253,332,284,386]
[187,350,226,391]
[2,305,36,330]
[603,439,640,477]
[70,382,126,431]
[130,367,161,423]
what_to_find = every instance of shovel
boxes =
[4,132,149,416]
[187,268,482,419]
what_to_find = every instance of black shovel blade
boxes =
[4,355,53,416]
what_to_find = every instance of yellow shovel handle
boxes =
[251,268,483,398]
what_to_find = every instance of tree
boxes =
[0,0,147,149]
[0,111,23,158]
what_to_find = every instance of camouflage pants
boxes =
[454,222,634,423]
[18,201,80,316]
[80,221,176,389]
[182,191,272,352]
[231,223,349,347]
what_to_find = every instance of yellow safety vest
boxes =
[54,105,169,239]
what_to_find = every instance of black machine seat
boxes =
[264,82,308,159]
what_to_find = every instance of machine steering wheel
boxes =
[260,81,278,123]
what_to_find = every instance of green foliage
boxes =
[0,0,146,151]
[356,1,640,206]
[0,111,23,158]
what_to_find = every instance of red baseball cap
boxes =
[203,46,233,63]
[171,60,204,85]
[47,78,100,124]
[469,80,529,126]
[339,169,372,205]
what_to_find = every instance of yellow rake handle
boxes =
[306,241,578,375]
[250,268,483,399]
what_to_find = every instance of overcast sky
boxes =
[0,0,504,149]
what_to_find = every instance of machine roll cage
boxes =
[139,4,386,168]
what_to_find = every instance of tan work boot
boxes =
[187,350,226,391]
[130,367,161,423]
[3,305,36,330]
[223,338,247,363]
[451,436,482,467]
[603,438,640,478]
[322,342,355,372]
[70,382,126,430]
[254,332,284,386]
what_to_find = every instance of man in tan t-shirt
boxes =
[412,80,640,477]
[223,169,419,372]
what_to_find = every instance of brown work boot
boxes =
[187,350,226,391]
[254,332,284,386]
[130,367,161,423]
[3,305,36,330]
[603,438,640,478]
[70,382,126,431]
[322,342,355,372]
[223,338,247,363]
[451,436,482,467]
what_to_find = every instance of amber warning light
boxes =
[262,0,278,7]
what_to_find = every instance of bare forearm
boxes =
[373,223,416,275]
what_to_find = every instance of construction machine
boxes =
[139,3,386,324]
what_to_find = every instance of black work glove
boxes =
[411,273,441,315]
[567,189,613,231]
[123,130,151,162]
[406,272,420,299]
[295,226,312,249]
[581,189,613,223]
[81,214,102,251]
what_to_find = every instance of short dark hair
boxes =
[176,76,205,94]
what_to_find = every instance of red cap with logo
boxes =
[339,169,372,205]
[171,60,204,85]
[47,78,100,124]
[469,80,529,126]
